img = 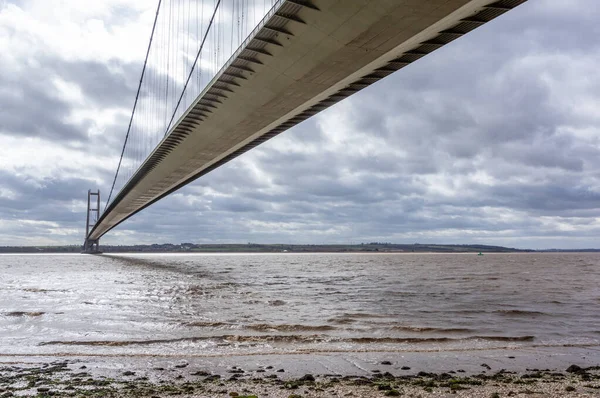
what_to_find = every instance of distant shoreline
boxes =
[0,242,598,254]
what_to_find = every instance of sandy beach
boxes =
[2,347,600,397]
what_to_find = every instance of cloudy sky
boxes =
[0,0,599,249]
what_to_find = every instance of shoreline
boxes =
[0,243,544,254]
[2,347,600,397]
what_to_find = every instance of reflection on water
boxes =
[0,253,598,356]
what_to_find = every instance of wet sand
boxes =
[1,347,600,397]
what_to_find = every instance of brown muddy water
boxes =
[0,253,598,357]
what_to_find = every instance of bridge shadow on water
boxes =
[98,254,214,278]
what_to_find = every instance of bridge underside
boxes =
[89,0,526,241]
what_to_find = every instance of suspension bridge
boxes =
[83,0,527,252]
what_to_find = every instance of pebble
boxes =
[299,374,315,382]
[228,369,244,374]
[191,370,211,376]
[566,365,583,373]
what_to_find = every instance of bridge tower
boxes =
[83,190,101,253]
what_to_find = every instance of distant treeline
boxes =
[0,243,549,253]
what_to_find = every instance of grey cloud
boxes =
[480,183,600,214]
[0,73,85,141]
[55,59,140,108]
[0,170,98,214]
[0,52,143,155]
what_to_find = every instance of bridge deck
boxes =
[89,0,526,240]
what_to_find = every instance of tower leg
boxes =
[83,190,102,254]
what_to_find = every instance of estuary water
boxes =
[0,252,598,357]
